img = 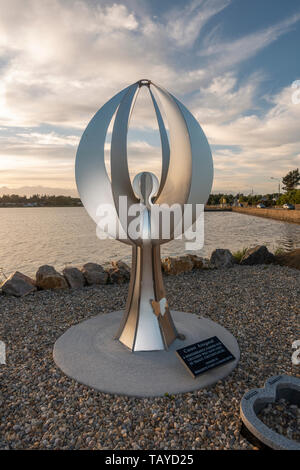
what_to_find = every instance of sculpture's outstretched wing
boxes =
[75,84,137,242]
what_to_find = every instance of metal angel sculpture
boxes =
[75,79,213,352]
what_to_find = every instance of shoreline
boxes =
[232,207,300,224]
[0,205,82,208]
[1,246,300,297]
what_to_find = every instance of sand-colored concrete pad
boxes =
[53,311,240,397]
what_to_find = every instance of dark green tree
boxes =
[282,168,300,192]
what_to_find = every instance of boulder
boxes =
[240,245,275,265]
[63,266,86,289]
[80,262,108,285]
[107,260,131,284]
[210,249,236,268]
[275,249,300,270]
[36,265,68,290]
[161,256,194,275]
[1,271,36,297]
[187,254,204,269]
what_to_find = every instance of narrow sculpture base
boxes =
[53,311,240,397]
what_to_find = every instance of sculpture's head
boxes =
[75,79,213,246]
[132,172,159,209]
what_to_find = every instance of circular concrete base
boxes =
[53,311,240,397]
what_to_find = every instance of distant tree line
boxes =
[207,190,300,206]
[207,168,300,206]
[207,193,280,206]
[0,194,82,206]
[1,169,299,207]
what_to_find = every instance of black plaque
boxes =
[176,336,235,378]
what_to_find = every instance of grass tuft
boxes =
[232,247,248,263]
[274,247,286,256]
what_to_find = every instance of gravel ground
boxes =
[257,398,300,443]
[0,264,299,450]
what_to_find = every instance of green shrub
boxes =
[277,189,300,205]
[232,247,248,262]
[274,247,286,256]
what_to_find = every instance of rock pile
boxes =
[0,246,298,297]
[0,259,132,297]
[257,398,300,443]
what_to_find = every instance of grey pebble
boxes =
[0,264,299,450]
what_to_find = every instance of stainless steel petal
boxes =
[172,94,213,207]
[151,83,192,208]
[149,88,170,199]
[75,85,132,241]
[110,83,139,221]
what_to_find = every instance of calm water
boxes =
[0,207,299,276]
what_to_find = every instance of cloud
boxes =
[105,139,162,182]
[189,72,263,125]
[205,85,300,147]
[0,0,178,128]
[200,11,300,71]
[203,84,300,192]
[0,0,234,128]
[0,130,162,190]
[164,0,231,48]
[0,0,299,194]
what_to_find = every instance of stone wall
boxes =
[232,207,300,224]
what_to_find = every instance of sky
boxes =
[0,0,299,196]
